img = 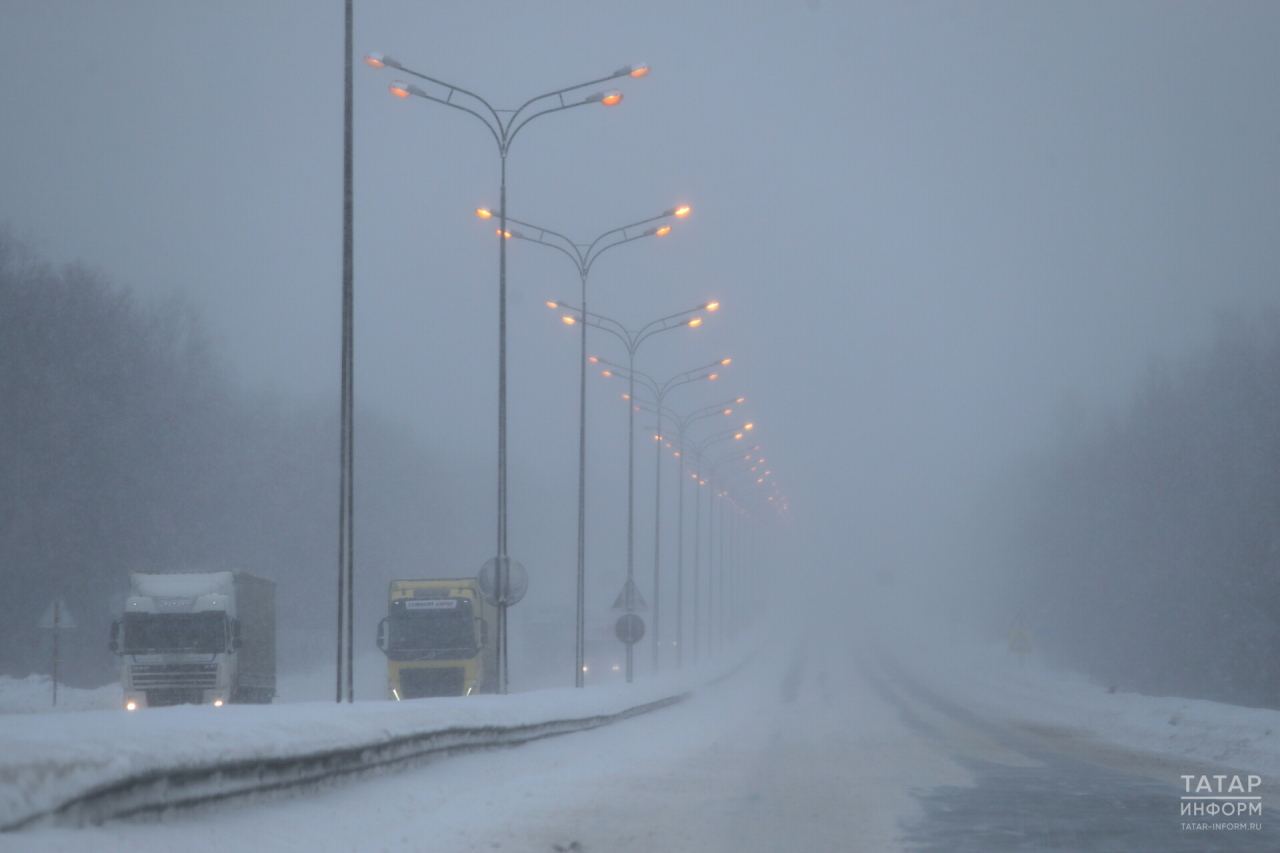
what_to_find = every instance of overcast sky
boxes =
[3,1,1279,618]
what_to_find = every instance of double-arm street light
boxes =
[688,441,760,658]
[550,302,718,682]
[596,360,732,670]
[686,432,752,655]
[365,52,649,693]
[635,398,743,667]
[483,207,689,687]
[706,450,776,650]
[713,465,771,643]
[689,442,779,649]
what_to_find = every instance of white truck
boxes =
[109,571,276,709]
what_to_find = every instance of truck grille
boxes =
[399,666,465,698]
[145,688,206,707]
[131,663,219,690]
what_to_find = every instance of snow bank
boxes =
[0,656,731,831]
[901,638,1280,778]
[0,676,122,715]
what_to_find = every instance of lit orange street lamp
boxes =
[483,205,691,687]
[683,437,762,658]
[550,301,717,682]
[366,52,648,693]
[595,359,734,671]
[632,398,745,667]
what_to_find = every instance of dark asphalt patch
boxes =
[902,752,1277,852]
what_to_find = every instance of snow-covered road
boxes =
[8,626,1280,851]
[5,636,966,852]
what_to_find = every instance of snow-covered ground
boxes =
[899,637,1280,779]
[2,637,959,853]
[0,654,718,832]
[7,636,1280,791]
[0,675,121,714]
[6,630,1280,850]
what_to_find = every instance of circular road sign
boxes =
[615,613,646,645]
[478,557,529,606]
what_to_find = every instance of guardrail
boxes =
[3,692,687,831]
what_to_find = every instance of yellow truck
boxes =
[375,578,498,699]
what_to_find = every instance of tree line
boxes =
[0,231,472,686]
[1006,309,1280,707]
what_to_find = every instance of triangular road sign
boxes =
[37,599,77,629]
[611,578,649,612]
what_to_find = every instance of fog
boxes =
[3,1,1280,694]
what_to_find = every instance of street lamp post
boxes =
[552,302,718,682]
[633,399,742,667]
[486,206,689,687]
[690,443,759,656]
[716,478,759,646]
[366,53,649,693]
[709,458,772,648]
[667,402,744,667]
[597,361,732,670]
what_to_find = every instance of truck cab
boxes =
[110,571,275,709]
[377,579,496,699]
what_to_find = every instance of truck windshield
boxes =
[388,598,477,657]
[122,612,227,654]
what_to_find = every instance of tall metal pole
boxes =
[729,505,737,641]
[707,484,716,656]
[692,474,701,664]
[718,490,727,652]
[337,0,356,704]
[675,447,685,668]
[727,502,737,640]
[625,355,637,682]
[496,154,510,694]
[651,411,663,670]
[575,268,588,687]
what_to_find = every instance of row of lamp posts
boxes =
[361,48,774,691]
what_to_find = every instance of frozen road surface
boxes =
[7,633,1280,852]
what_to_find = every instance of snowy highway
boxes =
[9,629,1280,852]
[4,4,1280,852]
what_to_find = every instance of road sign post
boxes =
[38,599,77,707]
[479,558,528,694]
[615,613,645,645]
[612,580,648,684]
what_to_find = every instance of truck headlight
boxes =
[213,699,224,707]
[126,701,137,711]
